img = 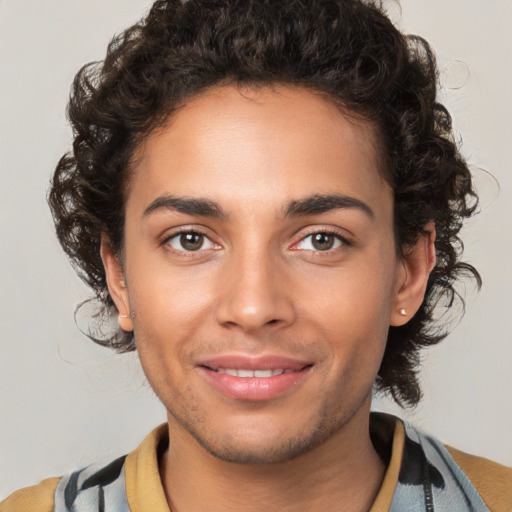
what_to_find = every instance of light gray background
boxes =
[1,0,511,499]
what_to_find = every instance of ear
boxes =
[100,235,134,332]
[390,222,436,326]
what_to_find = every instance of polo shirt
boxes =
[2,414,511,511]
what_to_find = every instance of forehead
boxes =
[128,84,390,217]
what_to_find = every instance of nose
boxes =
[215,249,297,333]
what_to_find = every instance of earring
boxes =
[399,308,407,316]
[118,314,131,328]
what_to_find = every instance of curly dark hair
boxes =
[49,0,480,407]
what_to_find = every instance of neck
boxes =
[159,402,386,512]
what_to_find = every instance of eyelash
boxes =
[161,228,218,254]
[291,230,351,253]
[161,228,351,255]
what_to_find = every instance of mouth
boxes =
[197,355,313,401]
[209,368,298,377]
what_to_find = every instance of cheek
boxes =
[126,257,218,346]
[299,255,396,361]
[302,257,397,326]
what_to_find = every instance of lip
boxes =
[200,354,311,371]
[197,354,313,401]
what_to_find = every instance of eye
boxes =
[295,232,345,252]
[167,231,216,252]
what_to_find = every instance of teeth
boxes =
[216,368,289,378]
[254,370,273,377]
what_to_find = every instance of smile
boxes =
[197,356,313,401]
[212,368,295,377]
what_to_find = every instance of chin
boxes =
[196,436,319,465]
[182,412,344,465]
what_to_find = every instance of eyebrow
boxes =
[142,193,374,221]
[284,194,374,219]
[143,195,228,219]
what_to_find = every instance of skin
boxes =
[102,85,435,512]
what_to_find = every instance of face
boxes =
[105,85,412,464]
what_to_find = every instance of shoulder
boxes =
[0,477,60,512]
[1,455,129,512]
[446,445,512,512]
[0,424,168,512]
[398,418,512,512]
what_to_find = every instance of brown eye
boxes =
[167,231,215,252]
[180,232,204,251]
[311,233,335,251]
[294,232,345,252]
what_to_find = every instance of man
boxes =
[2,0,511,511]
